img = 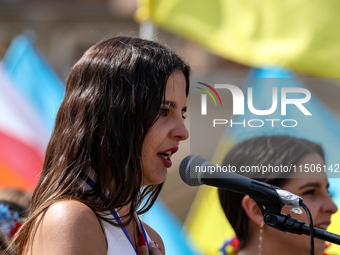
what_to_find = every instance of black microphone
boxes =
[179,154,302,214]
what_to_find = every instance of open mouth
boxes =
[157,147,178,168]
[315,225,328,230]
[159,151,172,160]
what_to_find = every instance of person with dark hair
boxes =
[219,135,337,255]
[10,36,190,255]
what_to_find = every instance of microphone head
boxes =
[179,154,208,186]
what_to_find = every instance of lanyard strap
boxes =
[110,209,151,255]
[81,173,150,254]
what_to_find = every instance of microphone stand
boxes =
[264,212,340,245]
[248,181,340,245]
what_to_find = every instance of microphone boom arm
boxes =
[264,212,340,245]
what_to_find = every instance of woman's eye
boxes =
[159,108,187,120]
[160,108,170,116]
[302,189,315,196]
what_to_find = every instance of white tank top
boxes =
[100,213,152,255]
[81,169,152,254]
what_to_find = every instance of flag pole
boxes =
[139,20,155,40]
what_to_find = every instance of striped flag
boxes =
[0,64,48,190]
[0,32,64,190]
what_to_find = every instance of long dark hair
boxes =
[218,135,324,249]
[11,36,190,254]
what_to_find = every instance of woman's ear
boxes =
[241,195,263,226]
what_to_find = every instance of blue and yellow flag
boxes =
[136,0,340,77]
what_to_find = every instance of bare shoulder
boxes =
[30,200,107,255]
[141,220,165,255]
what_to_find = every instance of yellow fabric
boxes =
[325,207,340,254]
[136,0,340,78]
[184,186,235,255]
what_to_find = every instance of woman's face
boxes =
[264,152,338,255]
[141,70,189,186]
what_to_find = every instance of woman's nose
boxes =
[172,116,189,141]
[322,195,338,215]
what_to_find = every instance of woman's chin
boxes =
[141,173,167,186]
